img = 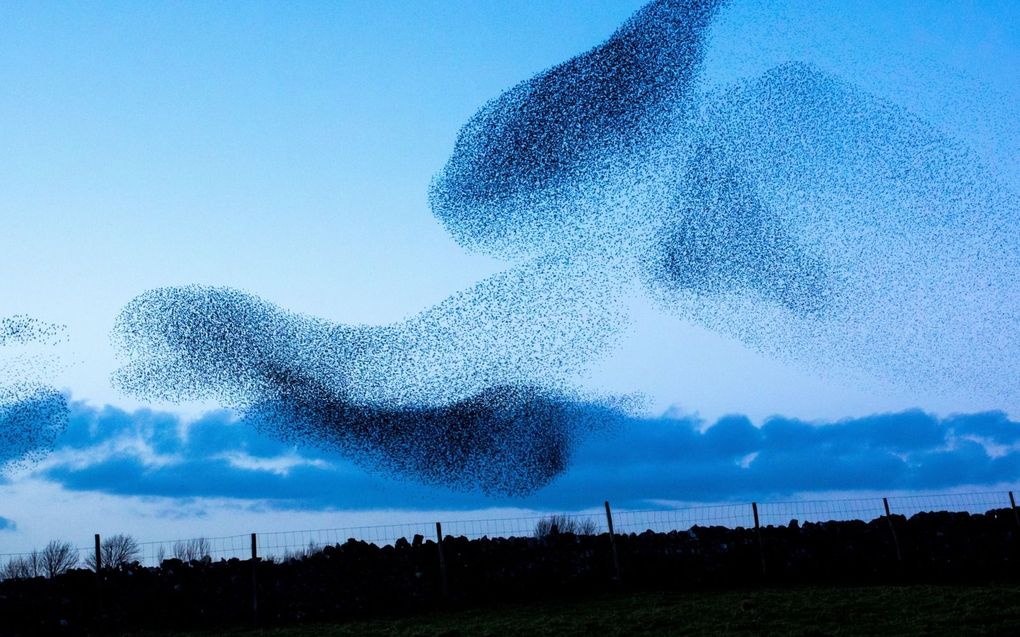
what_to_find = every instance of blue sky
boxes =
[2,1,1020,551]
[2,0,1018,418]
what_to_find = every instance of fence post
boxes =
[250,533,258,624]
[94,533,103,629]
[435,522,449,599]
[752,502,766,577]
[883,497,903,565]
[604,501,621,582]
[1010,491,1019,528]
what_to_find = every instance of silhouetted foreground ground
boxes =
[127,586,1020,637]
[1,509,1018,636]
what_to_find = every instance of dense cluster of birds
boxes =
[0,316,68,470]
[658,62,1020,395]
[433,0,1020,411]
[9,0,1019,494]
[111,283,623,494]
[429,0,724,259]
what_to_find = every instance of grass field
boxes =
[129,585,1020,636]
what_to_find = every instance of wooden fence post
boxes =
[250,533,258,624]
[94,533,103,629]
[883,497,903,565]
[604,501,621,582]
[752,502,766,577]
[1009,491,1019,528]
[435,522,449,598]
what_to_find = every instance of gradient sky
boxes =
[2,0,1018,419]
[1,1,1019,552]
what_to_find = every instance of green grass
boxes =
[129,585,1020,636]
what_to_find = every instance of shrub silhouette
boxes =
[534,514,599,537]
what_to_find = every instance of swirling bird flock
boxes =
[0,317,68,470]
[9,0,1020,495]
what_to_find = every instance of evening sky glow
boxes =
[2,1,1019,551]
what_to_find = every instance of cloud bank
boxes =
[31,401,1020,512]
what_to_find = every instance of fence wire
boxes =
[613,503,753,534]
[257,521,437,562]
[886,490,1010,518]
[1,488,1017,572]
[135,534,252,566]
[756,497,887,528]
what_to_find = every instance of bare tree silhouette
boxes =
[85,534,140,570]
[40,540,78,577]
[534,515,599,538]
[173,538,211,562]
[0,551,42,580]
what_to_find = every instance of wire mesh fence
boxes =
[135,534,253,566]
[756,497,888,527]
[613,502,753,534]
[440,512,607,540]
[257,521,437,562]
[887,490,1011,518]
[1,488,1018,573]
